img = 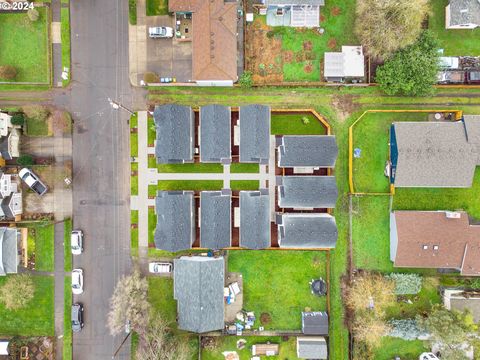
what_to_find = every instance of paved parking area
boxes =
[145,15,192,82]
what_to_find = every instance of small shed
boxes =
[302,311,329,335]
[251,343,279,356]
[297,337,328,359]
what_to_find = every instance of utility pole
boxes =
[108,98,134,115]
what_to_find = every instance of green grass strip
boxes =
[64,218,72,272]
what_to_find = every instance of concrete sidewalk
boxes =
[137,111,149,250]
[128,0,147,86]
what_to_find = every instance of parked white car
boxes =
[148,26,174,38]
[148,262,172,274]
[72,269,84,295]
[71,230,84,255]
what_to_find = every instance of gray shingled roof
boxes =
[302,312,329,335]
[278,136,338,168]
[240,190,271,249]
[239,105,271,164]
[200,191,231,249]
[154,104,194,164]
[448,0,480,26]
[154,191,195,252]
[0,227,18,276]
[200,105,232,163]
[173,256,225,333]
[392,121,480,187]
[297,337,328,359]
[265,0,325,5]
[277,213,338,248]
[278,176,338,208]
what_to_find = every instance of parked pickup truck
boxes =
[437,70,465,84]
[19,168,48,196]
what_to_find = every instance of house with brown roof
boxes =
[390,211,480,275]
[169,0,238,85]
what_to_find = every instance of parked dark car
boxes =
[71,303,84,332]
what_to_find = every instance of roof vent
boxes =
[433,245,439,250]
[460,8,469,13]
[423,245,428,250]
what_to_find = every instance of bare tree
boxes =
[352,313,391,349]
[107,270,150,335]
[355,0,430,59]
[136,313,193,360]
[0,274,34,310]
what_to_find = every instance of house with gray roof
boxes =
[390,117,480,187]
[154,104,194,164]
[296,337,328,359]
[239,190,271,249]
[0,172,22,221]
[200,190,231,249]
[262,0,325,27]
[277,176,337,209]
[239,105,270,164]
[200,105,231,164]
[446,0,480,29]
[173,256,225,333]
[154,191,195,252]
[302,311,329,335]
[277,213,338,249]
[277,135,338,168]
[0,227,19,276]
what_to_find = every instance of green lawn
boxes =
[152,180,224,194]
[230,163,259,173]
[230,180,259,190]
[271,113,327,135]
[157,163,223,173]
[33,224,55,272]
[148,277,177,326]
[64,218,72,272]
[131,163,138,196]
[201,336,299,360]
[373,337,428,360]
[228,251,328,330]
[148,117,155,145]
[146,0,169,16]
[0,275,54,336]
[26,116,49,136]
[63,276,72,360]
[131,211,139,255]
[129,0,137,25]
[148,208,156,246]
[130,113,138,157]
[0,9,50,83]
[61,7,71,87]
[352,112,428,194]
[429,0,480,55]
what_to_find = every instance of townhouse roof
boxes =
[200,105,231,163]
[173,256,225,333]
[277,213,338,249]
[200,190,231,249]
[278,135,338,168]
[278,176,338,208]
[154,191,195,252]
[154,104,194,164]
[239,105,271,164]
[239,189,271,249]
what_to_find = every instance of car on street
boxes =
[71,303,84,332]
[19,168,48,196]
[148,262,173,274]
[72,269,84,295]
[148,26,174,38]
[71,230,84,255]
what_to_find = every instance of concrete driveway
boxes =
[145,15,192,82]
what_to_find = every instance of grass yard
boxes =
[131,163,138,195]
[61,7,71,87]
[228,250,328,330]
[373,337,428,360]
[64,218,72,272]
[429,0,480,55]
[0,8,49,83]
[148,277,177,326]
[63,276,72,360]
[152,180,224,194]
[157,163,223,173]
[0,275,54,336]
[352,112,428,194]
[129,0,137,24]
[201,336,299,360]
[148,117,155,145]
[230,180,259,190]
[271,113,327,135]
[245,0,357,83]
[148,208,156,246]
[146,0,169,16]
[33,224,55,272]
[26,116,49,136]
[230,163,259,173]
[131,210,139,254]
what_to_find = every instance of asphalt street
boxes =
[53,0,134,358]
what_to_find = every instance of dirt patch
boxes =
[303,41,313,51]
[304,62,313,73]
[331,94,359,122]
[260,312,272,324]
[283,50,294,64]
[327,38,337,50]
[331,6,341,16]
[320,14,326,22]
